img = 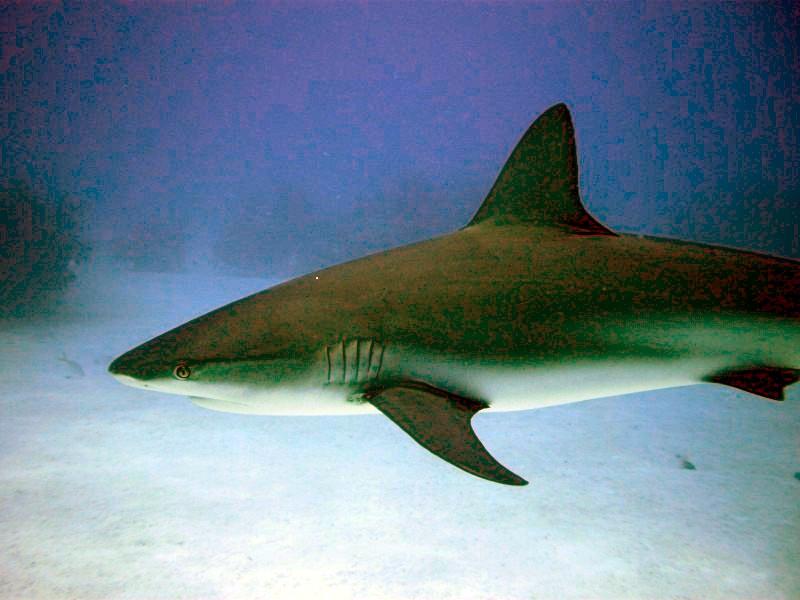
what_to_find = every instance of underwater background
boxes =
[1,1,798,598]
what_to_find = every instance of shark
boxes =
[109,103,800,486]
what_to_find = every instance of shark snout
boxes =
[109,353,138,385]
[108,353,159,391]
[108,355,124,376]
[108,352,137,378]
[108,346,162,384]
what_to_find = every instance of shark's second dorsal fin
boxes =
[706,366,799,401]
[467,103,615,236]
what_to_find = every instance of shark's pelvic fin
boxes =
[706,366,799,401]
[467,103,615,236]
[365,382,528,486]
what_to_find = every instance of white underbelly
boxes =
[394,356,722,412]
[478,362,703,411]
[188,357,716,417]
[189,386,377,416]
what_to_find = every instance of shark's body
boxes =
[110,104,799,485]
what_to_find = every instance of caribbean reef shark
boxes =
[109,103,799,486]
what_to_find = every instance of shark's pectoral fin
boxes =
[706,366,800,401]
[364,382,528,486]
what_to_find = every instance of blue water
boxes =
[3,2,798,597]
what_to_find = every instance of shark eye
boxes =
[173,363,191,380]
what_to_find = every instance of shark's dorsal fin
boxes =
[364,381,528,486]
[467,103,615,236]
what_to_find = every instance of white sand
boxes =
[1,266,798,599]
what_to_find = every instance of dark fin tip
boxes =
[706,366,799,401]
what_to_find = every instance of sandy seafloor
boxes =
[1,264,798,600]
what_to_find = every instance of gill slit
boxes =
[325,345,331,383]
[341,339,347,384]
[354,340,360,382]
[376,340,384,378]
